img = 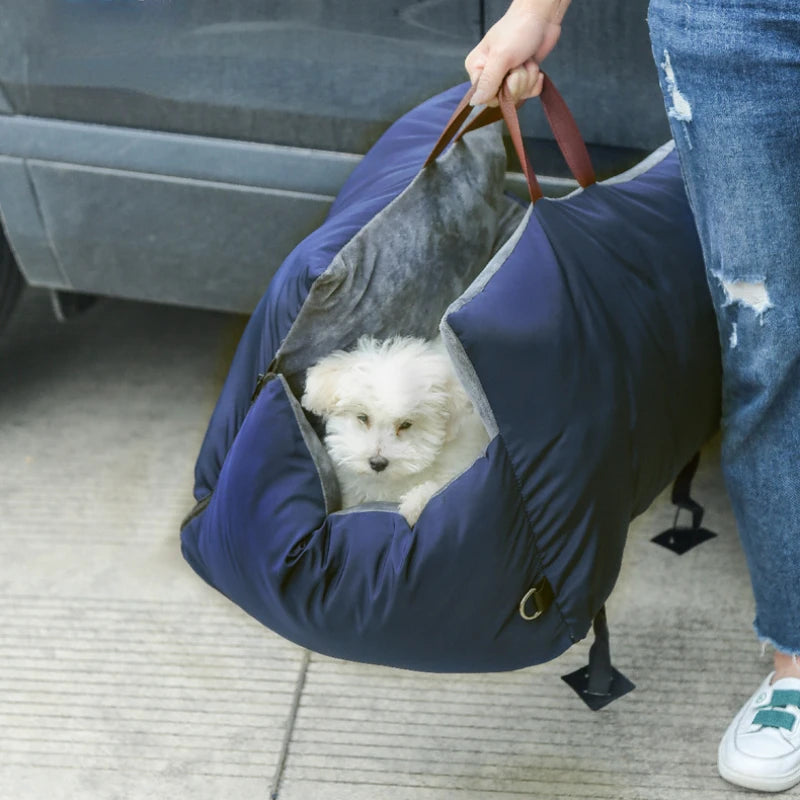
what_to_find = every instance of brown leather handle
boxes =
[538,74,595,188]
[423,82,480,168]
[423,82,543,203]
[425,73,596,204]
[498,84,544,203]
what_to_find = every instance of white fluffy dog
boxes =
[301,336,489,524]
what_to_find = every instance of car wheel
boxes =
[0,233,23,335]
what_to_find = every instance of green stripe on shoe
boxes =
[770,690,800,709]
[753,709,796,731]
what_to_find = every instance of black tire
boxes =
[0,233,23,335]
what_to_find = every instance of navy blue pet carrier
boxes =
[181,77,720,702]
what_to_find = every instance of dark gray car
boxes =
[0,0,667,331]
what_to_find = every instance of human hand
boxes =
[465,0,570,106]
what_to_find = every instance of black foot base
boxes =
[561,665,635,711]
[651,526,717,555]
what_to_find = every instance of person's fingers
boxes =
[529,68,545,99]
[465,4,565,106]
[499,61,546,106]
[464,46,486,86]
[504,60,540,103]
[465,48,496,104]
[471,50,514,106]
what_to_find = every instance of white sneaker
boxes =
[718,672,800,792]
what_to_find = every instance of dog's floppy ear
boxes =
[301,353,349,419]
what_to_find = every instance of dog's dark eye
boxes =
[397,420,412,432]
[357,413,369,426]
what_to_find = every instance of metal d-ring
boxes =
[519,587,545,621]
[518,575,554,621]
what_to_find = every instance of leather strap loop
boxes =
[498,85,544,204]
[425,72,596,204]
[423,82,479,168]
[539,75,595,189]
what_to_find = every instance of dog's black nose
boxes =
[369,456,389,473]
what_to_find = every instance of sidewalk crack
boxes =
[269,649,310,800]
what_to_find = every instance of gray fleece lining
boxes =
[274,122,524,400]
[329,502,399,516]
[600,140,676,186]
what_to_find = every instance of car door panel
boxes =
[0,114,363,311]
[8,0,480,153]
[27,160,333,312]
[0,156,70,290]
[0,0,481,311]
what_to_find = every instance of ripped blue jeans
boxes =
[648,0,800,655]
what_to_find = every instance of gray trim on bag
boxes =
[440,205,534,441]
[505,170,578,200]
[279,374,342,515]
[329,502,400,516]
[552,139,677,202]
[599,140,676,185]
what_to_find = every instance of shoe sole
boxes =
[719,757,800,793]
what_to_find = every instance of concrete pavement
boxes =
[0,287,786,799]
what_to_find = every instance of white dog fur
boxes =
[301,336,489,524]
